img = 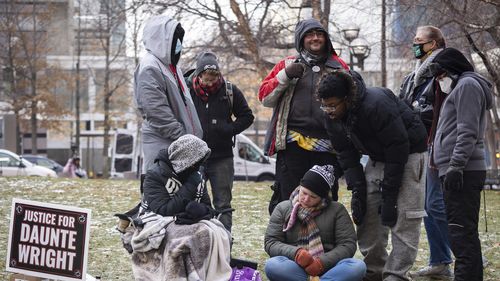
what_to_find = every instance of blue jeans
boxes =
[265,256,366,281]
[205,157,234,232]
[423,167,452,265]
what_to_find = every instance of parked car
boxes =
[233,134,275,182]
[22,154,64,176]
[0,149,57,177]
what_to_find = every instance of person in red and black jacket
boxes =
[258,18,348,214]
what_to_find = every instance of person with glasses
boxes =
[318,70,428,281]
[399,26,454,279]
[258,18,349,215]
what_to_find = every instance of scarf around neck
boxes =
[283,187,327,257]
[192,75,223,102]
[413,48,443,87]
[300,49,327,66]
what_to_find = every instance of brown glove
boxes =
[305,257,324,277]
[294,248,314,268]
[285,63,305,79]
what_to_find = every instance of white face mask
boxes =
[438,77,453,94]
[174,39,182,55]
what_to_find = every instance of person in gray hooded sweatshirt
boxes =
[134,15,203,172]
[431,47,492,281]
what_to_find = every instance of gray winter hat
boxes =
[168,134,211,173]
[195,52,220,76]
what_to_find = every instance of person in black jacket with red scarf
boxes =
[319,71,428,281]
[187,52,254,232]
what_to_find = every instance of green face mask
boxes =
[412,41,432,59]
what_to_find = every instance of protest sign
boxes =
[6,199,91,281]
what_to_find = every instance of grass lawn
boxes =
[0,177,498,280]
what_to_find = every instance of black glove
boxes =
[443,168,463,191]
[185,171,202,188]
[285,63,305,79]
[175,201,212,225]
[380,196,398,227]
[331,177,339,202]
[351,189,366,225]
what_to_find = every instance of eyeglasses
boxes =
[305,30,325,39]
[320,99,345,113]
[412,39,433,45]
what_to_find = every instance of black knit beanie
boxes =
[432,47,474,76]
[300,165,335,198]
[195,52,220,76]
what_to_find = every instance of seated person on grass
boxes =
[124,135,233,281]
[264,165,366,281]
[141,134,212,217]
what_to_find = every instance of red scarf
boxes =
[192,76,223,102]
[429,80,448,168]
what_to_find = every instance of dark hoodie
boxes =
[288,19,344,139]
[294,18,336,55]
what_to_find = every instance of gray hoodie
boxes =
[433,72,493,176]
[134,15,202,170]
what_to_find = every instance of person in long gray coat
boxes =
[134,15,203,172]
[264,165,366,281]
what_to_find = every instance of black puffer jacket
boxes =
[142,149,211,216]
[324,72,427,191]
[188,78,254,160]
[399,68,436,133]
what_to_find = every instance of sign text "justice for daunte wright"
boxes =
[18,209,78,271]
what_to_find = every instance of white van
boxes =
[233,134,275,181]
[109,131,275,181]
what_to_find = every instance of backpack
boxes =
[183,68,234,115]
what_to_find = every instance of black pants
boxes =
[273,142,338,207]
[443,170,485,281]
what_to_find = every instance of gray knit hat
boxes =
[195,52,219,76]
[168,134,211,173]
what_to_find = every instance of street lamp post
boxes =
[341,24,360,69]
[350,38,371,71]
[341,25,371,70]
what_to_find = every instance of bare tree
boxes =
[0,0,68,154]
[125,0,149,176]
[90,0,128,178]
[0,0,24,154]
[74,0,83,153]
[147,0,306,79]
